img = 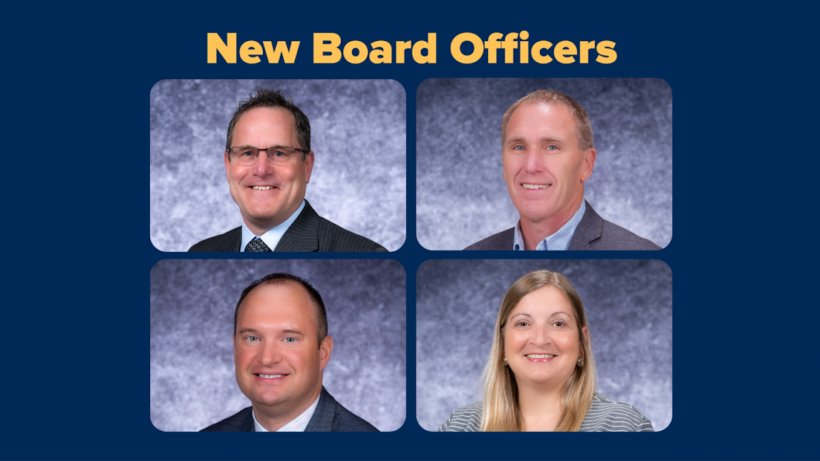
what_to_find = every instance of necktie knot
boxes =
[245,237,272,252]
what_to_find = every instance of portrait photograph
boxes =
[150,79,406,252]
[150,259,406,432]
[416,78,672,251]
[416,259,671,432]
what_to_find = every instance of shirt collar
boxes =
[252,392,320,432]
[241,200,306,252]
[513,201,586,251]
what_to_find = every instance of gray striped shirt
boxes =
[439,394,654,432]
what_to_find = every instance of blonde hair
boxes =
[480,270,597,431]
[500,89,595,151]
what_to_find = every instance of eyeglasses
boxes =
[226,145,309,166]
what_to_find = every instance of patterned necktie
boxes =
[245,237,272,252]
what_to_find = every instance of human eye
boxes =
[511,144,526,152]
[282,336,299,343]
[243,335,261,344]
[234,147,256,159]
[551,317,572,328]
[546,144,559,152]
[513,319,530,327]
[272,149,290,159]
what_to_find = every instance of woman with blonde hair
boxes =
[440,270,652,432]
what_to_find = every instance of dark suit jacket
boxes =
[189,201,387,252]
[465,201,660,251]
[200,387,378,432]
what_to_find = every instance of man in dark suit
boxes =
[189,89,385,253]
[202,273,378,432]
[466,90,659,251]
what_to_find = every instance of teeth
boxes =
[522,183,548,190]
[252,186,274,190]
[526,354,555,359]
[257,373,283,378]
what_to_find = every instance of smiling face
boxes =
[502,101,596,234]
[225,107,314,235]
[233,281,332,425]
[503,285,586,391]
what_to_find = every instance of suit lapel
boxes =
[305,387,335,432]
[275,201,320,252]
[228,227,242,252]
[498,227,516,250]
[568,201,603,250]
[234,407,256,431]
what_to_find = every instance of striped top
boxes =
[439,394,654,432]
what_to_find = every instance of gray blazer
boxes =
[439,394,653,432]
[189,201,387,252]
[201,387,378,432]
[465,201,659,251]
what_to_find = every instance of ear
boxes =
[304,151,315,184]
[580,148,596,182]
[318,335,333,370]
[580,325,590,350]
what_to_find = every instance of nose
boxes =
[531,324,551,346]
[524,149,542,173]
[252,150,273,175]
[259,341,283,365]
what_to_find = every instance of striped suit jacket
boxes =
[201,387,378,432]
[189,201,387,253]
[439,394,654,432]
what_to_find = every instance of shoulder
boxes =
[581,394,654,432]
[200,406,254,432]
[286,202,386,252]
[572,202,660,250]
[330,400,380,432]
[188,227,242,252]
[465,229,515,251]
[439,402,482,432]
[598,220,661,250]
[315,389,379,432]
[315,215,387,252]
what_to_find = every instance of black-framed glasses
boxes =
[226,145,309,166]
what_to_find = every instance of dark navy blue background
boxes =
[4,3,816,460]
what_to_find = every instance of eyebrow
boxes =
[509,311,572,320]
[235,328,306,336]
[231,144,295,150]
[505,137,565,145]
[280,329,305,336]
[508,313,532,322]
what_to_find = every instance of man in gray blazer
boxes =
[202,273,378,432]
[466,90,658,251]
[189,89,385,253]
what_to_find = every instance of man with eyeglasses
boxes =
[189,89,386,252]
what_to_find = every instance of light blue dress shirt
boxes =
[513,201,586,251]
[240,200,306,252]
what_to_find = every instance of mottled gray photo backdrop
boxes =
[417,259,671,431]
[416,78,672,250]
[150,80,406,252]
[150,259,406,431]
